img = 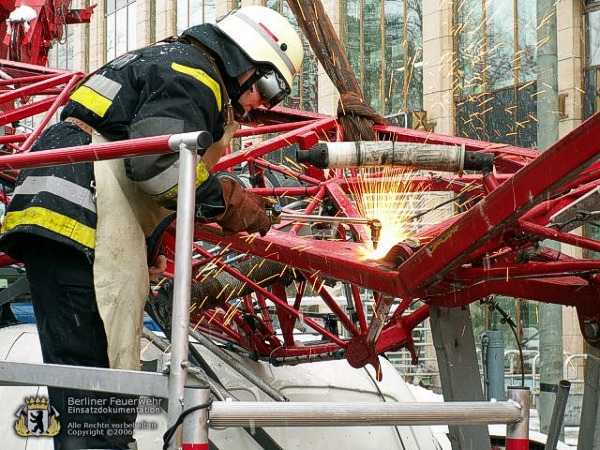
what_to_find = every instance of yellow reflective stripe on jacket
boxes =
[151,162,211,205]
[171,62,222,112]
[70,74,122,118]
[70,86,112,118]
[3,207,96,249]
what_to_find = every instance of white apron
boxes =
[92,134,173,369]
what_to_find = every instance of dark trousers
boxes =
[22,237,137,450]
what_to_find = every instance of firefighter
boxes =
[0,6,303,449]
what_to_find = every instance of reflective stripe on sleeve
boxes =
[3,207,96,249]
[70,74,122,118]
[15,176,96,212]
[171,63,222,111]
[141,162,211,205]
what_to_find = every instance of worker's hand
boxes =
[148,254,167,281]
[215,178,271,236]
[202,108,239,170]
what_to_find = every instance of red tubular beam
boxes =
[0,72,79,104]
[428,277,592,308]
[269,343,342,358]
[0,134,28,144]
[452,260,600,280]
[518,220,600,254]
[0,134,178,170]
[0,97,57,127]
[249,157,321,186]
[235,121,316,137]
[21,75,84,152]
[375,124,539,159]
[249,186,320,197]
[193,244,348,346]
[307,273,360,337]
[397,111,600,297]
[212,117,337,172]
[375,305,429,354]
[0,59,75,75]
[0,74,55,86]
[193,227,405,297]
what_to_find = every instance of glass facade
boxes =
[48,25,75,71]
[454,0,537,147]
[583,2,600,261]
[176,0,216,34]
[105,0,137,61]
[341,0,423,117]
[584,2,600,119]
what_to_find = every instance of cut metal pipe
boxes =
[296,141,494,172]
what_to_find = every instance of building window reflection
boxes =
[176,0,216,34]
[454,0,537,147]
[105,0,137,61]
[341,0,423,118]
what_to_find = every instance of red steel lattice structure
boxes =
[0,58,599,376]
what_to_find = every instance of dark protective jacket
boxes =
[0,24,255,261]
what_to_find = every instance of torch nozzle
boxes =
[370,219,382,251]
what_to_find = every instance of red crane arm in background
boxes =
[0,0,95,66]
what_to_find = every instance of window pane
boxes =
[363,0,383,112]
[116,7,127,57]
[177,0,189,33]
[128,2,137,50]
[343,0,362,86]
[517,0,537,83]
[383,0,404,115]
[204,0,216,24]
[588,9,600,66]
[106,13,116,61]
[106,0,116,15]
[455,0,484,97]
[486,0,515,91]
[454,0,536,147]
[406,0,423,111]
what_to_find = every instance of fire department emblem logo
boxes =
[14,396,61,437]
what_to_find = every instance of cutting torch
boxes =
[268,204,382,250]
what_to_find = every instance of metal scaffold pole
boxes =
[165,131,212,449]
[506,386,531,450]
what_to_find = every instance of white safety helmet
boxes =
[217,6,304,107]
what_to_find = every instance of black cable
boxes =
[363,366,406,450]
[162,398,213,450]
[491,301,526,387]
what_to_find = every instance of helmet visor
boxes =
[256,70,290,108]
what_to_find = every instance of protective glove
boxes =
[214,178,271,236]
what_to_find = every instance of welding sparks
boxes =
[350,167,424,259]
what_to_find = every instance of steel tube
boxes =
[208,401,523,428]
[0,134,177,170]
[167,141,198,448]
[545,380,571,450]
[182,386,210,449]
[506,386,530,450]
[279,212,372,225]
